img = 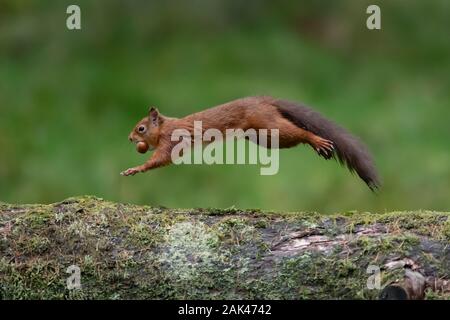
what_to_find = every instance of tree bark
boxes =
[0,196,449,299]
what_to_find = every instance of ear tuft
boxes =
[148,106,160,126]
[148,106,158,115]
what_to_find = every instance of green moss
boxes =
[15,208,53,230]
[442,219,450,241]
[425,289,450,300]
[254,219,269,229]
[17,235,51,255]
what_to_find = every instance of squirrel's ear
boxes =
[148,107,161,126]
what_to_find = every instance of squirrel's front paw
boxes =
[120,167,141,176]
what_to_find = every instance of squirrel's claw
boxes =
[120,167,140,176]
[314,139,334,159]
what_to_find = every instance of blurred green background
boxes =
[1,0,449,213]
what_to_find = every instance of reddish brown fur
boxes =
[122,96,379,190]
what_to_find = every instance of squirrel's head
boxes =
[128,107,164,153]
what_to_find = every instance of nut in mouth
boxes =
[135,141,150,154]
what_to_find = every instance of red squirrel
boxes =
[121,96,380,190]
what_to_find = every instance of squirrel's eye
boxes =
[138,126,146,133]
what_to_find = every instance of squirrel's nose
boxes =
[128,136,133,142]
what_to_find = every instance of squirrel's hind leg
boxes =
[273,117,334,158]
[299,129,334,159]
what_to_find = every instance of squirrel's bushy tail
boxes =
[273,99,380,191]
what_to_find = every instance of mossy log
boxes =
[0,196,449,300]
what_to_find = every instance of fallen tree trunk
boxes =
[0,196,449,299]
